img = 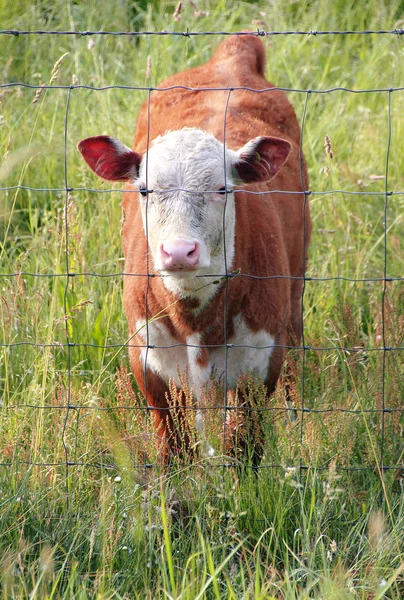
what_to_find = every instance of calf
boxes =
[78,35,311,463]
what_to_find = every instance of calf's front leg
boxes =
[129,350,193,462]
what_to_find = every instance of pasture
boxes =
[0,0,403,598]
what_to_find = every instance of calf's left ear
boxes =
[234,136,292,183]
[77,135,141,181]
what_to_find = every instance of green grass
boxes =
[0,0,403,597]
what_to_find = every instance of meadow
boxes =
[0,0,403,597]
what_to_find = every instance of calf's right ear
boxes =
[77,136,141,181]
[234,136,292,183]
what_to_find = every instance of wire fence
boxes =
[0,30,403,497]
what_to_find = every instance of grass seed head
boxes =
[32,83,45,104]
[324,134,334,158]
[49,52,69,85]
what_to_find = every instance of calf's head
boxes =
[78,128,291,297]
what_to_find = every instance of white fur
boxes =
[136,315,275,395]
[130,129,239,304]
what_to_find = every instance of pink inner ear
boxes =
[235,136,292,183]
[77,136,141,181]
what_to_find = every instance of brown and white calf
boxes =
[78,35,311,462]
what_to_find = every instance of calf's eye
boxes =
[139,185,148,197]
[217,186,227,195]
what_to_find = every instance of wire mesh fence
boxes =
[0,29,403,503]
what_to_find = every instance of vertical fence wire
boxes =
[143,88,152,472]
[380,89,392,478]
[298,90,310,480]
[61,86,72,510]
[221,88,232,462]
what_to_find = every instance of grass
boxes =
[0,0,403,597]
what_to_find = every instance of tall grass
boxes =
[0,0,403,597]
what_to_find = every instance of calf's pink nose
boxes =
[160,240,200,270]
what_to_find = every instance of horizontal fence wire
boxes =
[0,28,403,499]
[2,404,403,414]
[1,28,403,36]
[2,342,404,351]
[0,461,402,471]
[1,275,403,282]
[1,186,404,194]
[2,82,404,92]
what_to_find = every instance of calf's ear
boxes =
[77,136,141,181]
[234,136,292,183]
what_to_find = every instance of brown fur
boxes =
[120,35,311,461]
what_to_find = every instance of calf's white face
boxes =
[135,129,237,298]
[77,128,291,299]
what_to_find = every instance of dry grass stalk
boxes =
[146,55,152,79]
[2,135,12,163]
[173,1,182,21]
[199,375,224,449]
[165,368,198,459]
[32,52,69,103]
[368,510,386,551]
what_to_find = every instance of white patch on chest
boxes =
[136,314,275,395]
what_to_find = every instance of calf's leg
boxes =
[130,352,193,463]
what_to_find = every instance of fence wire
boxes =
[0,30,403,499]
[1,28,403,36]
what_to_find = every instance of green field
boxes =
[0,0,403,598]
